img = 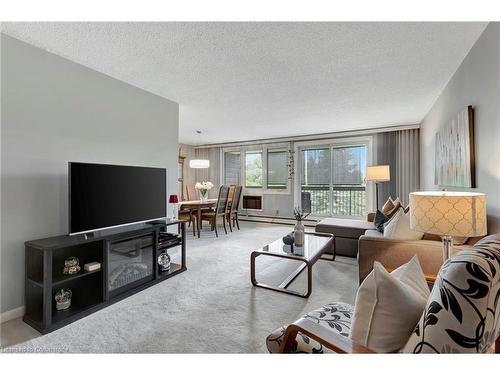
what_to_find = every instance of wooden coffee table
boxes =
[250,232,335,298]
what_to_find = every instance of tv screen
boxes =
[69,162,166,235]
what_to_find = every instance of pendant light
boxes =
[189,130,210,169]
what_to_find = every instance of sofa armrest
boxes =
[358,235,446,284]
[279,317,374,354]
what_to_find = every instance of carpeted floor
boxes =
[5,222,358,353]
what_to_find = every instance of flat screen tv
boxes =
[69,162,166,235]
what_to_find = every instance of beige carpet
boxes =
[5,222,358,353]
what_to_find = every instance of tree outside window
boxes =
[245,151,262,187]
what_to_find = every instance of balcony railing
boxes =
[301,185,366,217]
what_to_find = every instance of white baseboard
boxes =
[0,306,24,323]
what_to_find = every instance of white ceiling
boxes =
[1,22,487,144]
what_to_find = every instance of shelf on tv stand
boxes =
[24,220,187,334]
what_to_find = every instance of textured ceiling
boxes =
[1,22,487,144]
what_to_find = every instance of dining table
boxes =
[179,199,218,238]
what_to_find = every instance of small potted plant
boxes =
[195,181,214,202]
[293,207,310,246]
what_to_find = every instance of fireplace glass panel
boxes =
[107,235,154,296]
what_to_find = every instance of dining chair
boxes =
[200,185,230,237]
[178,208,196,236]
[186,185,198,201]
[227,186,242,231]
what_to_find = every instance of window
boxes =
[267,149,288,189]
[245,151,262,187]
[224,151,240,185]
[331,146,367,216]
[300,145,367,217]
[300,148,331,215]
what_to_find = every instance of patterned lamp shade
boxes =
[409,191,487,237]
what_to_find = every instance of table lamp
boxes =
[366,165,391,210]
[409,191,487,261]
[169,194,179,219]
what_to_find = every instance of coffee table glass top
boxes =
[257,232,332,261]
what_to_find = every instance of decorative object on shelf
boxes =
[54,288,72,311]
[293,207,309,247]
[409,191,487,261]
[157,252,171,272]
[169,194,179,219]
[283,234,294,245]
[435,105,476,188]
[195,181,214,202]
[189,131,210,169]
[366,165,391,210]
[84,261,101,272]
[63,256,81,275]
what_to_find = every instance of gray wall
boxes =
[1,35,179,314]
[420,23,500,233]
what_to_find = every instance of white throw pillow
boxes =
[384,207,424,240]
[349,256,430,352]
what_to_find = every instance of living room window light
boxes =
[245,150,263,188]
[222,144,291,193]
[224,151,241,185]
[297,138,371,218]
[266,149,288,189]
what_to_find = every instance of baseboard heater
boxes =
[242,195,262,210]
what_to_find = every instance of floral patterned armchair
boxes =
[267,235,500,354]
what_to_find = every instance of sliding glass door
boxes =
[300,144,367,217]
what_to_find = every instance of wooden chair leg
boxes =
[227,214,233,232]
[223,216,227,234]
[235,213,240,230]
[214,219,218,238]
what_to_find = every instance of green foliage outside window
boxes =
[245,151,262,187]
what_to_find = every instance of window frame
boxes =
[294,136,373,219]
[223,150,241,186]
[244,149,264,188]
[266,148,289,190]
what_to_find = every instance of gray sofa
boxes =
[315,217,374,257]
[315,215,481,284]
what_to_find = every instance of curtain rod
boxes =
[191,123,419,149]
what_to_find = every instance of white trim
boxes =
[194,124,419,148]
[0,305,24,323]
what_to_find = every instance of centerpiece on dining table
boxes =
[195,181,214,202]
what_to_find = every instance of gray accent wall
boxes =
[1,35,179,314]
[420,23,500,233]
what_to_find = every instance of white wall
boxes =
[420,23,500,233]
[0,34,179,314]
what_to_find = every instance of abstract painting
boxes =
[435,105,476,188]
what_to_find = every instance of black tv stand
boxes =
[23,220,187,334]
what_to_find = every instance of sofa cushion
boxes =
[316,218,374,238]
[363,229,384,238]
[374,210,390,232]
[381,197,395,215]
[350,256,429,352]
[402,235,500,353]
[384,208,424,241]
[266,302,354,353]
